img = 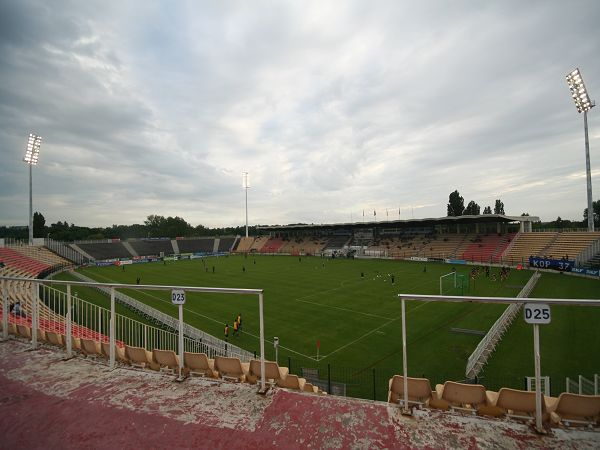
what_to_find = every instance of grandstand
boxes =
[127,239,174,257]
[175,238,215,253]
[74,241,133,260]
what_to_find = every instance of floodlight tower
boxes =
[242,172,250,237]
[23,133,42,245]
[566,68,595,231]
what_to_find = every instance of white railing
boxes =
[398,293,600,434]
[69,271,253,361]
[465,271,541,378]
[566,374,599,395]
[44,238,89,265]
[1,275,268,390]
[576,238,600,267]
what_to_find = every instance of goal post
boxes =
[440,272,457,295]
[440,272,469,295]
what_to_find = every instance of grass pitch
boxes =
[57,254,600,399]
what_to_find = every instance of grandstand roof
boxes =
[259,214,540,232]
[2,339,597,449]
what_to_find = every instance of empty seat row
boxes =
[388,375,600,428]
[28,331,326,395]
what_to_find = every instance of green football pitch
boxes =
[57,254,600,399]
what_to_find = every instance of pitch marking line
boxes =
[81,271,321,360]
[318,300,433,361]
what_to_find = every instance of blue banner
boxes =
[571,267,600,277]
[446,259,467,265]
[528,257,574,271]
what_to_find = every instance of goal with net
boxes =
[439,271,469,295]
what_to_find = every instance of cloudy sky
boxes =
[0,1,599,228]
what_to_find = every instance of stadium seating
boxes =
[234,237,255,253]
[124,345,159,370]
[16,324,31,339]
[183,352,218,378]
[45,331,64,347]
[101,342,127,363]
[433,381,488,415]
[10,246,70,268]
[543,232,600,261]
[176,238,215,254]
[75,242,133,260]
[81,338,102,358]
[387,375,436,409]
[0,247,51,276]
[260,238,284,253]
[245,359,289,385]
[462,233,515,263]
[277,374,307,391]
[547,393,600,427]
[128,239,174,257]
[218,237,236,252]
[214,356,250,382]
[484,388,549,421]
[152,349,180,374]
[323,235,351,250]
[249,236,270,252]
[502,232,558,264]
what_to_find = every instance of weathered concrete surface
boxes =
[0,338,598,449]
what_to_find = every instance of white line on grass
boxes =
[318,300,433,360]
[295,298,393,320]
[81,271,322,361]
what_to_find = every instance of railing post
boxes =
[109,287,115,369]
[31,281,38,349]
[259,292,266,392]
[327,363,331,394]
[2,280,8,341]
[401,298,409,414]
[533,323,545,434]
[66,284,72,358]
[595,374,599,395]
[177,303,184,381]
[579,375,583,395]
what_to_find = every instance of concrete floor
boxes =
[0,338,598,449]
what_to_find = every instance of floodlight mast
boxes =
[23,133,42,245]
[566,68,595,232]
[242,172,250,238]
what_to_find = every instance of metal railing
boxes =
[576,238,600,267]
[398,293,600,434]
[69,271,254,361]
[465,271,541,378]
[566,374,599,395]
[44,238,90,265]
[1,275,268,390]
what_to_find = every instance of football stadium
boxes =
[1,2,600,449]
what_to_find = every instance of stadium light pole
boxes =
[566,68,595,231]
[242,172,250,237]
[23,133,42,245]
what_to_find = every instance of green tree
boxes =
[583,199,600,227]
[494,199,505,215]
[464,201,481,215]
[33,211,45,238]
[483,206,492,214]
[447,190,465,216]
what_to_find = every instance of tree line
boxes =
[0,213,248,242]
[446,190,599,228]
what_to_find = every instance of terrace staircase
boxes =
[69,244,95,261]
[171,239,180,255]
[213,239,220,253]
[465,271,541,379]
[69,271,254,361]
[122,241,138,257]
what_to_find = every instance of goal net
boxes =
[439,272,469,295]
